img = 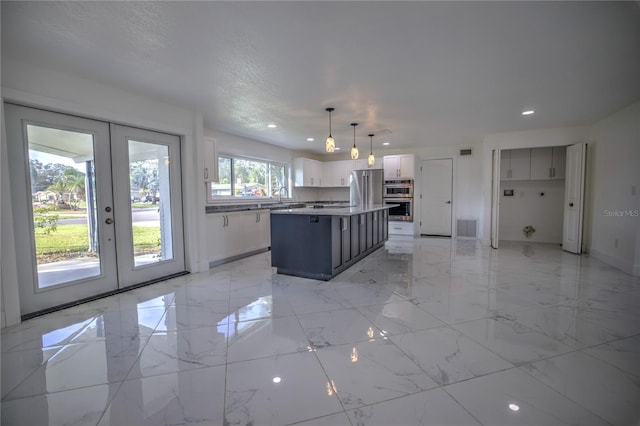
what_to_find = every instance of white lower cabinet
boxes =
[388,221,414,236]
[207,209,271,265]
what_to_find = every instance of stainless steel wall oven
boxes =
[384,197,414,222]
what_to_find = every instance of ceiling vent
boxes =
[459,148,472,156]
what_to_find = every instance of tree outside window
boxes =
[209,155,288,199]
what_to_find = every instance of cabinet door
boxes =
[366,212,374,249]
[530,147,553,180]
[500,150,511,180]
[321,162,335,187]
[351,215,360,257]
[203,137,218,183]
[256,210,271,249]
[399,155,415,178]
[207,213,228,262]
[339,161,352,186]
[509,148,531,180]
[552,146,566,180]
[383,156,399,179]
[227,212,250,256]
[341,217,351,265]
[359,213,367,254]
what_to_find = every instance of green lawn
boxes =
[34,224,161,262]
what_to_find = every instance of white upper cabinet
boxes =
[294,157,384,187]
[500,148,530,180]
[293,158,323,187]
[384,155,415,179]
[203,137,218,183]
[529,146,567,180]
[323,160,351,187]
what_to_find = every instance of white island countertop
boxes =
[270,204,393,216]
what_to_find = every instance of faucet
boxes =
[278,186,288,203]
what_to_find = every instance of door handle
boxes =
[105,218,114,225]
[569,202,574,207]
[446,201,451,204]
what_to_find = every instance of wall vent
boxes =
[459,148,472,156]
[457,219,478,238]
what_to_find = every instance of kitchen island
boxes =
[270,205,391,280]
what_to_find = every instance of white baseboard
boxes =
[589,248,637,276]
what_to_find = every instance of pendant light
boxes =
[367,133,375,166]
[350,123,359,159]
[325,107,335,152]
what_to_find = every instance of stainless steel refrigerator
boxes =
[350,169,384,208]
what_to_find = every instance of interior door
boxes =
[4,104,118,315]
[111,124,185,287]
[420,159,452,236]
[562,143,586,254]
[491,149,501,249]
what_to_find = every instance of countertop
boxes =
[270,204,392,216]
[205,201,349,214]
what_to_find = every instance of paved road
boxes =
[59,208,159,225]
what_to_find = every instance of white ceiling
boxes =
[2,1,640,154]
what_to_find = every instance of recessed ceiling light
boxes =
[272,377,281,384]
[335,147,341,150]
[382,142,390,146]
[306,138,314,142]
[521,110,535,116]
[267,124,277,128]
[508,403,520,412]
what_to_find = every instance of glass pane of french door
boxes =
[128,140,173,267]
[27,125,102,287]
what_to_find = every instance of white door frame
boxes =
[491,149,501,249]
[562,143,587,254]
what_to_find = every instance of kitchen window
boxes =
[209,155,288,200]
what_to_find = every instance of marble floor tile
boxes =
[522,350,640,425]
[125,326,228,379]
[583,335,640,379]
[346,388,481,426]
[445,367,608,425]
[452,317,574,365]
[1,346,61,399]
[3,339,142,400]
[297,308,382,348]
[2,383,118,426]
[98,365,226,425]
[315,339,438,409]
[227,316,311,363]
[356,299,446,335]
[2,239,638,425]
[224,352,343,425]
[503,305,620,349]
[290,411,352,425]
[390,326,513,385]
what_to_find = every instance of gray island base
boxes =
[270,205,391,281]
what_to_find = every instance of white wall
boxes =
[481,126,591,245]
[499,180,564,243]
[1,58,204,326]
[588,101,640,275]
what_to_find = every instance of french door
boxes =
[5,104,184,316]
